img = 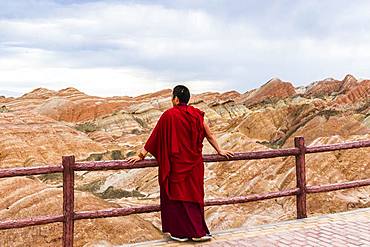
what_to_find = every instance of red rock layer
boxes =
[242,78,296,106]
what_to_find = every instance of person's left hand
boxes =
[218,150,234,159]
[127,156,142,164]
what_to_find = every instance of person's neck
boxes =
[178,102,187,106]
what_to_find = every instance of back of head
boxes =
[172,85,190,104]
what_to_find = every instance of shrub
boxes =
[75,122,99,133]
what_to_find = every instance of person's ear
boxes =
[175,97,181,105]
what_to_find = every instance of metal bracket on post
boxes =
[62,156,75,247]
[295,137,307,219]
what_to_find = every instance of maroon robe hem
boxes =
[160,188,210,238]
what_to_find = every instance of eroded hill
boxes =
[0,74,369,246]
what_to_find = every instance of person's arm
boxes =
[127,147,148,164]
[204,121,234,158]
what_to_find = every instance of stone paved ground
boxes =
[120,207,370,247]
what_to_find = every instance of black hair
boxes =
[172,85,190,104]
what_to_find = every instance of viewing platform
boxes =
[123,207,370,247]
[1,137,369,247]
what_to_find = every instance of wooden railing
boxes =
[0,137,369,246]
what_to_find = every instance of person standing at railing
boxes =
[128,85,234,242]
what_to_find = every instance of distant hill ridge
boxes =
[0,74,369,246]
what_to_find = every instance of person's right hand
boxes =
[127,156,142,164]
[218,150,234,159]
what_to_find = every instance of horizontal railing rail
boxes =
[0,137,369,247]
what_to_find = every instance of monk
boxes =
[128,85,233,242]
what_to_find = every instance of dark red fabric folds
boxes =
[160,187,210,238]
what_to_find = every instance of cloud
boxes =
[0,65,228,97]
[1,0,370,96]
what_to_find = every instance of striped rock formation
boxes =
[0,74,369,246]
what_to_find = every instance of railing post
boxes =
[295,137,307,219]
[62,156,75,247]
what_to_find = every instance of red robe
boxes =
[144,104,206,204]
[144,104,209,238]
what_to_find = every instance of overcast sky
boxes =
[1,0,370,97]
